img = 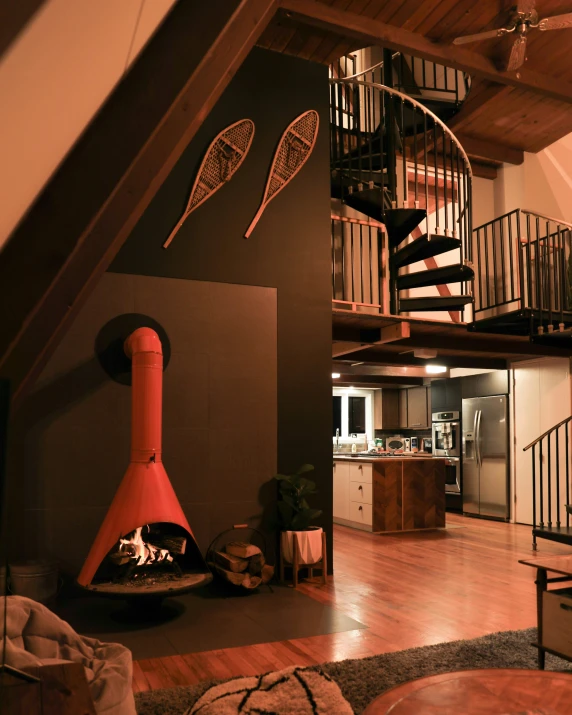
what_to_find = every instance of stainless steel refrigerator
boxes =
[462,395,509,520]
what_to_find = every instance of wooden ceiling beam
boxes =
[0,0,46,58]
[334,374,425,387]
[333,326,572,360]
[470,162,498,180]
[332,321,410,357]
[0,0,277,406]
[332,362,444,379]
[279,0,572,104]
[347,349,507,370]
[458,134,524,166]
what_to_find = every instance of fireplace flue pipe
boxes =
[78,328,195,587]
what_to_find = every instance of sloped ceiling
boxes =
[0,0,176,249]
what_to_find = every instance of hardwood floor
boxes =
[132,515,572,692]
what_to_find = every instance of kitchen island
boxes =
[333,455,446,533]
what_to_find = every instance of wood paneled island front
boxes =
[333,456,445,533]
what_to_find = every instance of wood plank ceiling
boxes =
[258,0,572,173]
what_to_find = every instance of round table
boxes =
[363,669,572,714]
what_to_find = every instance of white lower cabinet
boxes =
[349,501,373,526]
[333,460,373,530]
[333,461,350,520]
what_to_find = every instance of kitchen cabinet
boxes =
[333,461,350,520]
[407,386,429,429]
[377,389,400,429]
[334,457,446,533]
[461,370,509,398]
[374,390,382,430]
[426,386,431,427]
[333,461,373,530]
[399,389,408,429]
[431,377,462,414]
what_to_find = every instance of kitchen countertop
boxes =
[333,454,443,462]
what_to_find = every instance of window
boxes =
[332,388,374,441]
[333,396,342,437]
[348,396,366,434]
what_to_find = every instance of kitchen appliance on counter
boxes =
[421,437,432,454]
[432,412,460,457]
[386,437,405,453]
[462,396,509,520]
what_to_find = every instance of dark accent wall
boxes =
[5,47,332,574]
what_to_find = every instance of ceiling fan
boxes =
[452,0,572,71]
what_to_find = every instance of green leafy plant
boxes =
[274,464,322,531]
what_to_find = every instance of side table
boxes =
[363,669,572,714]
[520,553,572,669]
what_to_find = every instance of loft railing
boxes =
[332,52,471,108]
[330,76,473,251]
[473,209,572,334]
[523,416,572,549]
[331,214,387,313]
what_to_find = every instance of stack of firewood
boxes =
[210,541,274,589]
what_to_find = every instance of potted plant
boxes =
[275,464,323,565]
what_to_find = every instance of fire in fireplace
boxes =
[77,327,211,596]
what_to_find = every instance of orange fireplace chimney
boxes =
[78,328,208,588]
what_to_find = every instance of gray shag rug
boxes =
[135,627,571,714]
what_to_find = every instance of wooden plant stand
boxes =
[279,531,327,588]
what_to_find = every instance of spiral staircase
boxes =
[330,50,475,320]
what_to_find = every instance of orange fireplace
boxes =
[78,327,211,594]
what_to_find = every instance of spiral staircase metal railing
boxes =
[330,56,474,319]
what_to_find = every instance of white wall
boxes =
[512,358,572,526]
[493,134,572,224]
[0,0,176,249]
[472,175,496,228]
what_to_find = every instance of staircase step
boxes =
[397,263,474,291]
[384,208,427,247]
[342,188,389,222]
[399,295,473,312]
[391,234,462,268]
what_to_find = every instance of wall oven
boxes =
[432,411,461,457]
[444,457,461,494]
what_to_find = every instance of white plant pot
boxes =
[281,527,323,565]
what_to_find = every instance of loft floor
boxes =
[132,515,571,692]
[332,310,572,369]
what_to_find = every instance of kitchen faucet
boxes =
[335,428,340,452]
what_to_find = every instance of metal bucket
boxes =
[9,560,59,603]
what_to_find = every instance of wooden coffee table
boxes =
[363,669,572,714]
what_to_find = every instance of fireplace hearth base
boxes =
[82,571,211,598]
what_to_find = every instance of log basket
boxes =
[206,524,275,591]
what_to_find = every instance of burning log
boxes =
[108,526,183,584]
[147,535,187,555]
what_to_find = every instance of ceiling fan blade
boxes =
[452,28,507,45]
[506,34,527,71]
[538,12,572,31]
[516,0,536,15]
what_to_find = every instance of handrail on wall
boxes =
[523,415,572,452]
